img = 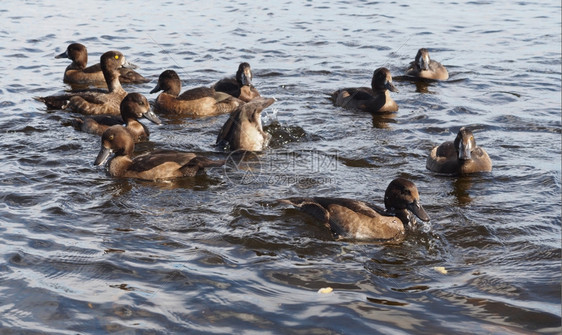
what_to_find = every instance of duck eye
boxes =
[109,135,114,141]
[114,55,119,60]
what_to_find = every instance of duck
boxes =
[330,67,399,113]
[216,97,276,151]
[406,48,449,81]
[94,125,225,180]
[212,62,261,102]
[150,70,243,117]
[426,127,492,174]
[55,43,149,87]
[74,92,161,142]
[280,178,430,241]
[37,51,135,115]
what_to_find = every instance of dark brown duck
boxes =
[74,92,161,142]
[55,43,149,87]
[94,125,225,181]
[280,178,430,241]
[330,67,399,113]
[150,70,243,117]
[212,62,261,102]
[426,127,492,174]
[37,51,136,115]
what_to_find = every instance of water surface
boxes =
[0,1,560,334]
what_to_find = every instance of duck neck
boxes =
[108,155,133,177]
[74,53,88,69]
[387,208,412,228]
[166,81,181,97]
[104,70,124,93]
[124,121,149,141]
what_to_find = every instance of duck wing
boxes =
[129,150,197,172]
[178,87,215,100]
[216,108,242,146]
[179,156,226,176]
[212,77,240,97]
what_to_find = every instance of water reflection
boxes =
[450,175,474,206]
[371,112,396,129]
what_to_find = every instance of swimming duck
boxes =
[216,97,276,151]
[55,43,149,86]
[280,178,430,241]
[150,70,243,117]
[37,51,135,115]
[94,125,225,180]
[426,127,492,174]
[406,48,449,81]
[330,67,399,113]
[74,92,161,142]
[212,62,261,102]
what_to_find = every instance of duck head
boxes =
[94,125,134,166]
[454,127,476,160]
[120,93,161,125]
[372,67,399,93]
[384,178,430,224]
[150,69,182,96]
[236,62,253,86]
[415,48,431,71]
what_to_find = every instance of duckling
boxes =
[74,92,161,142]
[406,48,449,81]
[212,62,261,102]
[280,178,430,241]
[216,97,276,151]
[426,127,492,174]
[150,70,243,117]
[330,67,399,113]
[94,125,225,180]
[55,43,149,86]
[37,51,135,115]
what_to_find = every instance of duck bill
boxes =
[255,97,276,109]
[55,50,69,59]
[241,69,253,86]
[149,83,161,94]
[143,109,162,125]
[386,81,399,93]
[407,200,430,222]
[458,141,472,160]
[121,57,138,70]
[419,56,430,71]
[94,147,113,166]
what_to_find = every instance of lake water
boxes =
[0,1,560,334]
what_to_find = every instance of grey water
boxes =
[0,1,560,334]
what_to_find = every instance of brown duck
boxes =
[406,48,449,81]
[427,127,492,174]
[94,125,225,181]
[216,97,276,151]
[330,67,399,113]
[37,51,135,115]
[280,178,430,241]
[74,92,161,142]
[212,62,261,102]
[55,43,149,87]
[150,70,243,117]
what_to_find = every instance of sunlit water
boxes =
[0,1,560,334]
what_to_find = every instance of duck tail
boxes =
[180,156,226,176]
[34,95,71,109]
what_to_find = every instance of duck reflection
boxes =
[371,112,396,129]
[414,80,432,93]
[391,75,435,94]
[451,176,473,206]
